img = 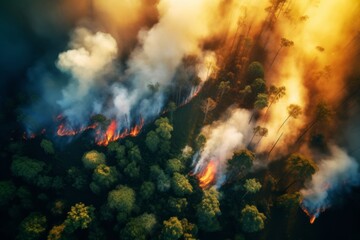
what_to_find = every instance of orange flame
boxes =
[57,123,96,137]
[301,205,319,224]
[197,160,217,189]
[96,118,144,146]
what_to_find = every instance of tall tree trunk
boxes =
[267,132,284,160]
[269,46,283,69]
[277,114,291,133]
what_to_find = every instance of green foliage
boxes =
[244,178,262,194]
[168,197,188,214]
[277,192,302,210]
[247,61,264,80]
[107,185,135,214]
[240,205,266,233]
[150,165,171,192]
[196,188,221,232]
[146,130,160,152]
[120,213,157,240]
[180,219,198,240]
[140,181,155,200]
[82,150,106,169]
[128,145,142,163]
[254,93,268,110]
[67,167,87,190]
[124,161,140,179]
[51,200,65,216]
[16,186,33,209]
[64,202,95,233]
[40,139,55,154]
[161,217,183,240]
[91,164,119,191]
[251,78,266,94]
[286,154,318,181]
[11,156,45,182]
[166,158,185,174]
[108,142,126,160]
[155,117,173,140]
[172,173,193,196]
[195,134,206,150]
[18,212,47,240]
[0,180,16,206]
[227,150,255,180]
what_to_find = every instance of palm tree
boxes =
[217,81,231,101]
[249,94,268,123]
[269,37,294,69]
[263,85,286,120]
[277,104,302,133]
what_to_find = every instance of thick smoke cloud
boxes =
[57,27,118,125]
[301,145,360,218]
[193,108,253,187]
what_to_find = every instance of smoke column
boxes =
[193,108,253,187]
[301,145,360,221]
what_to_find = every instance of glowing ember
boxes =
[197,160,217,188]
[301,205,319,224]
[57,124,96,137]
[129,118,144,137]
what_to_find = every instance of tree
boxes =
[172,173,193,197]
[150,165,171,192]
[277,192,302,210]
[161,217,183,240]
[255,127,268,147]
[195,134,206,150]
[11,156,45,182]
[40,139,55,154]
[242,178,262,199]
[240,205,266,233]
[146,130,160,152]
[227,150,255,181]
[82,150,106,169]
[180,219,198,240]
[66,167,87,190]
[107,185,135,214]
[218,81,231,101]
[270,37,294,68]
[247,61,264,81]
[277,104,302,132]
[263,85,286,119]
[284,154,318,190]
[124,161,140,179]
[168,197,188,215]
[0,181,16,206]
[296,102,332,144]
[128,145,142,163]
[90,164,119,193]
[200,98,217,123]
[166,158,185,174]
[140,181,155,200]
[64,202,95,233]
[249,93,268,123]
[17,212,47,240]
[108,142,126,161]
[251,78,266,95]
[120,213,157,240]
[196,188,221,232]
[155,117,173,140]
[47,224,65,240]
[167,101,177,123]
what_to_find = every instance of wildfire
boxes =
[96,118,144,146]
[197,160,217,188]
[301,205,320,224]
[57,123,96,137]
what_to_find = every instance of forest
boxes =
[1,0,360,239]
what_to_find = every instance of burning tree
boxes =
[200,98,217,123]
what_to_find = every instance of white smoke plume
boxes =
[57,27,118,125]
[301,145,360,218]
[194,108,253,187]
[25,0,221,135]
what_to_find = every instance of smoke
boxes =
[57,27,118,125]
[301,145,360,218]
[255,0,360,155]
[193,108,253,187]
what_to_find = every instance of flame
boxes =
[57,124,96,137]
[197,160,217,188]
[96,118,144,146]
[301,204,321,224]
